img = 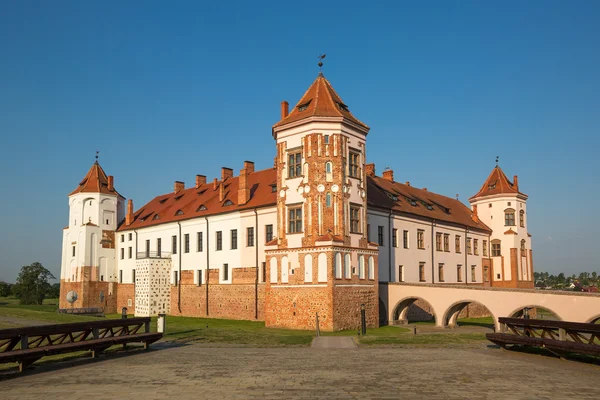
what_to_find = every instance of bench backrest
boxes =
[498,317,600,335]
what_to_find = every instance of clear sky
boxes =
[1,1,599,282]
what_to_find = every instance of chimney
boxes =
[365,163,375,177]
[196,175,206,189]
[221,167,233,181]
[219,181,225,202]
[274,156,277,169]
[405,181,411,186]
[108,175,114,191]
[126,199,133,226]
[281,101,289,120]
[213,178,218,191]
[383,169,394,182]
[244,160,255,174]
[238,167,250,205]
[513,175,519,190]
[174,181,184,193]
[472,204,480,222]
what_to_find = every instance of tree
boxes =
[0,281,12,297]
[12,262,56,305]
[47,283,60,299]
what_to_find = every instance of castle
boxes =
[59,72,533,331]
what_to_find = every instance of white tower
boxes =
[59,160,125,309]
[469,164,533,288]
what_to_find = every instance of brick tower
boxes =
[264,72,379,331]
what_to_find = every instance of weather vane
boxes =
[317,54,326,72]
[495,156,499,166]
[95,150,99,161]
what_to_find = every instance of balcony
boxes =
[136,251,172,259]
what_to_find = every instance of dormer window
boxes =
[336,102,349,112]
[297,100,312,112]
[223,200,234,206]
[426,205,433,210]
[197,205,207,211]
[152,214,160,220]
[488,181,497,190]
[175,210,184,216]
[174,194,184,201]
[410,200,417,206]
[159,198,168,204]
[270,184,277,193]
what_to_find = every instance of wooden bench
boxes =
[487,317,600,359]
[0,317,162,372]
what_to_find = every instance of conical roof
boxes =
[273,73,369,130]
[469,165,526,201]
[69,161,123,198]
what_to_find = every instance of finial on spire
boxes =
[317,53,326,73]
[495,156,499,166]
[95,150,99,164]
[456,193,459,200]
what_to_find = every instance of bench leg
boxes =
[19,357,42,373]
[92,345,112,358]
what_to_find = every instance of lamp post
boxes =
[360,303,366,336]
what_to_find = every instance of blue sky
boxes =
[1,1,599,282]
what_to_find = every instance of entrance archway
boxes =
[509,305,561,321]
[442,300,495,329]
[392,297,436,325]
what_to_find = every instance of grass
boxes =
[359,332,488,346]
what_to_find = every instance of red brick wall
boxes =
[332,286,379,330]
[265,285,332,330]
[116,283,135,315]
[59,279,118,313]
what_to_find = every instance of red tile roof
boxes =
[273,73,369,130]
[69,161,124,198]
[367,176,492,233]
[119,168,277,231]
[469,165,526,201]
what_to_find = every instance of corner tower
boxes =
[469,165,533,288]
[265,73,379,331]
[59,160,125,311]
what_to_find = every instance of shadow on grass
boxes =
[492,344,600,366]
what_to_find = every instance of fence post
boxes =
[315,312,320,337]
[20,335,28,350]
[559,327,566,341]
[92,328,99,339]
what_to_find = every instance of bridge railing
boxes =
[488,317,600,358]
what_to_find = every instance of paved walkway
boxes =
[311,336,357,349]
[1,345,598,399]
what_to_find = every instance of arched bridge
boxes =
[380,283,600,330]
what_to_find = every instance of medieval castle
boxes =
[59,72,533,331]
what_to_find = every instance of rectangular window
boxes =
[197,270,202,286]
[443,234,450,252]
[132,269,136,284]
[349,151,360,178]
[145,240,150,257]
[288,151,302,178]
[455,235,461,253]
[492,242,501,257]
[398,265,403,282]
[121,234,124,243]
[438,263,445,282]
[216,231,222,251]
[120,248,124,260]
[378,226,384,246]
[457,265,462,282]
[172,235,177,254]
[471,265,476,282]
[417,230,425,249]
[467,238,472,255]
[223,263,229,281]
[247,227,254,247]
[72,246,76,257]
[197,232,202,252]
[403,230,409,249]
[288,207,302,233]
[350,206,361,233]
[484,266,490,282]
[392,228,398,247]
[184,233,190,253]
[119,270,123,283]
[128,233,132,241]
[483,240,488,256]
[231,229,238,249]
[474,239,479,256]
[419,262,425,282]
[128,247,132,259]
[265,224,273,243]
[505,212,515,226]
[436,232,442,251]
[157,238,162,257]
[173,271,178,286]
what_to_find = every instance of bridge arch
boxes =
[586,314,600,324]
[391,296,437,325]
[507,305,562,321]
[442,300,496,328]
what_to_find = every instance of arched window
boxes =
[491,239,501,257]
[519,210,525,227]
[326,162,332,173]
[520,239,526,254]
[326,192,332,207]
[344,253,351,278]
[325,162,333,182]
[317,253,327,282]
[504,208,515,226]
[281,256,289,283]
[335,252,342,279]
[304,254,313,283]
[269,257,278,283]
[358,255,365,279]
[368,256,375,280]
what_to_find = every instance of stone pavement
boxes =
[1,344,599,399]
[311,336,357,349]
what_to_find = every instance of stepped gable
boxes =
[273,73,369,130]
[367,175,491,233]
[469,165,527,200]
[119,167,277,231]
[69,161,124,198]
